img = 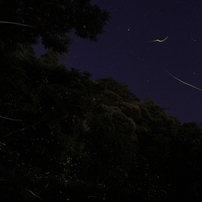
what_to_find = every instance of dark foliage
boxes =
[1,1,202,201]
[0,0,110,53]
[1,49,202,201]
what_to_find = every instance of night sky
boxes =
[34,0,202,124]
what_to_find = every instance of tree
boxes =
[1,50,202,200]
[0,0,110,53]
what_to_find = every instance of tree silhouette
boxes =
[0,0,110,53]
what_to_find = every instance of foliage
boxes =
[1,1,202,200]
[1,50,202,201]
[0,0,110,53]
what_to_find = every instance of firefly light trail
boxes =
[0,21,35,28]
[148,36,168,43]
[164,68,202,91]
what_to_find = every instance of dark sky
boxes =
[34,0,202,124]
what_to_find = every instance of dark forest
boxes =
[1,1,202,201]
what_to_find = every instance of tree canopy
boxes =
[0,0,110,53]
[1,49,202,201]
[1,1,202,201]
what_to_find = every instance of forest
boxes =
[1,0,202,201]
